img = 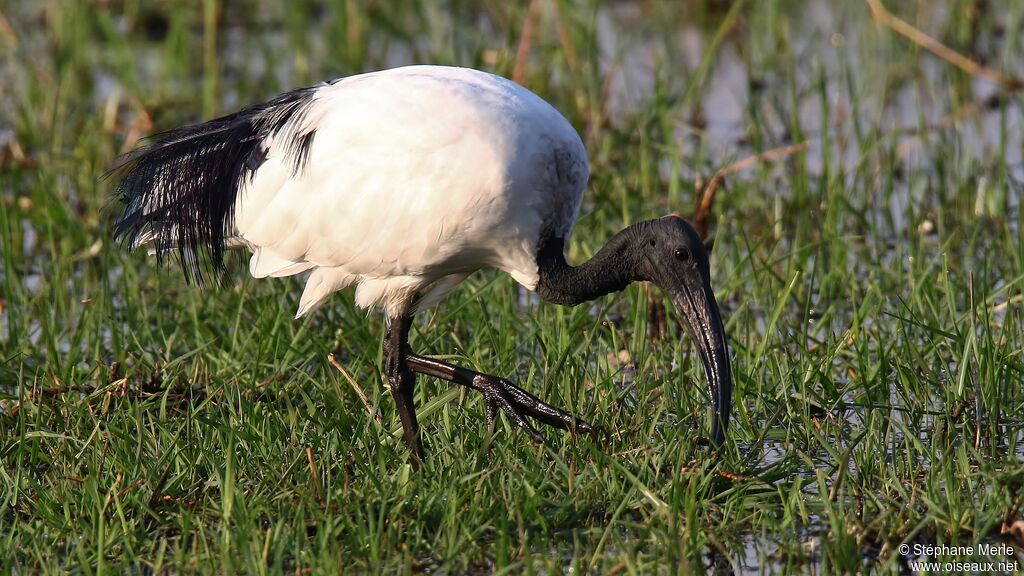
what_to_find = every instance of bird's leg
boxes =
[404,354,596,442]
[384,314,424,466]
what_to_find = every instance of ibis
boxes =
[111,65,732,463]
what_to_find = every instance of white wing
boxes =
[233,66,589,317]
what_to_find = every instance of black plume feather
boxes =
[109,83,323,284]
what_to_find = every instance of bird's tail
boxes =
[108,85,322,284]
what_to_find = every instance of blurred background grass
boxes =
[1,0,1023,573]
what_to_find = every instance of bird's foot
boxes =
[471,373,595,443]
[404,353,597,446]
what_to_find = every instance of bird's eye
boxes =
[649,239,657,247]
[675,247,691,262]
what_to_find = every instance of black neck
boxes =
[535,227,640,306]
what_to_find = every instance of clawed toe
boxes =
[403,352,597,456]
[474,374,594,443]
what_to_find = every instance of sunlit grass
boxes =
[2,0,1023,572]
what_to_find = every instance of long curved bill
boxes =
[672,285,732,446]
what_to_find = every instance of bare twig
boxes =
[0,9,16,48]
[989,294,1023,316]
[512,0,542,85]
[549,0,577,73]
[306,446,322,505]
[327,353,384,426]
[866,0,1023,90]
[695,141,810,236]
[102,471,124,514]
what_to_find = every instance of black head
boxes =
[533,214,732,445]
[635,215,732,445]
[635,215,713,285]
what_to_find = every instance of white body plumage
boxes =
[215,66,588,317]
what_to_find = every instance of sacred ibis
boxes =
[111,65,732,463]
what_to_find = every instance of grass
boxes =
[2,0,1023,572]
